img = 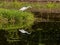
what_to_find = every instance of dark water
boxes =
[0,22,60,45]
[32,22,60,45]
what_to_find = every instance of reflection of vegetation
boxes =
[0,30,8,45]
[32,22,60,45]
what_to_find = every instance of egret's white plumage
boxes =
[19,6,32,11]
[19,29,31,34]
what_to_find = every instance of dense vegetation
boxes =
[0,2,60,9]
[0,1,60,45]
[0,8,34,30]
[0,8,35,45]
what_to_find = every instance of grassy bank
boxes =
[0,2,60,9]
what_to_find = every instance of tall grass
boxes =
[0,2,60,9]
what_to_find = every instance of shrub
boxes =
[0,8,34,31]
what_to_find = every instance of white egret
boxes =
[19,29,31,34]
[19,6,32,11]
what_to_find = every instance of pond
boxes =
[0,22,60,45]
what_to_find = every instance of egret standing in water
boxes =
[19,29,31,34]
[19,6,32,11]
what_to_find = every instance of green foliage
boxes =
[0,9,34,30]
[0,2,31,9]
[46,2,56,8]
[0,2,60,9]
